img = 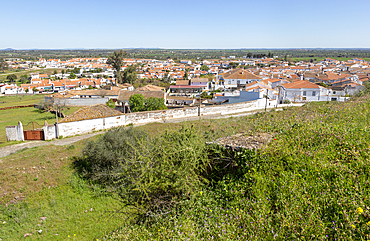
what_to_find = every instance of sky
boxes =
[1,0,370,49]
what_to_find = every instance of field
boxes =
[0,68,66,82]
[0,95,81,146]
[1,95,370,240]
[0,94,46,108]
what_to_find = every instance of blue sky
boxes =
[1,0,369,49]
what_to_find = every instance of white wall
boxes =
[42,98,297,140]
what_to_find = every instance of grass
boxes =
[0,94,46,108]
[0,94,82,146]
[103,96,370,240]
[291,57,370,62]
[0,68,66,81]
[1,96,370,240]
[0,108,56,145]
[0,140,126,240]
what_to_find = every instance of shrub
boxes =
[106,99,115,109]
[76,125,209,217]
[129,94,167,112]
[283,99,291,104]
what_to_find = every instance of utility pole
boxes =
[198,88,202,116]
[265,89,269,112]
[276,86,281,108]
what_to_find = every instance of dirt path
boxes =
[0,132,104,158]
[0,106,290,158]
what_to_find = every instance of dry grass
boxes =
[0,141,84,205]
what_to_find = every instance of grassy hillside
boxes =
[1,96,370,240]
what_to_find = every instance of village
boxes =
[1,56,369,109]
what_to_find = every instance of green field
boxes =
[0,94,46,108]
[0,68,66,82]
[292,57,370,62]
[0,96,81,146]
[1,95,370,240]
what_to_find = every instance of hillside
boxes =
[1,95,370,240]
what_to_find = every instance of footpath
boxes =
[0,106,288,158]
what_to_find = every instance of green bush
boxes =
[106,99,116,109]
[76,125,209,217]
[129,94,167,112]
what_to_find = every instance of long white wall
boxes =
[45,99,298,139]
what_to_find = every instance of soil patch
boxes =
[210,132,274,150]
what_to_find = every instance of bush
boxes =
[283,99,291,104]
[129,94,167,112]
[75,125,209,217]
[106,99,115,109]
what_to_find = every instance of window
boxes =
[228,81,231,84]
[312,91,316,96]
[333,91,336,94]
[303,91,307,96]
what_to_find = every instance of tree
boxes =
[20,74,29,84]
[123,65,137,84]
[61,69,65,75]
[25,89,29,93]
[6,74,17,83]
[129,94,145,112]
[247,52,253,58]
[183,69,189,80]
[0,58,8,73]
[32,87,39,93]
[129,94,167,112]
[69,72,76,79]
[144,97,167,111]
[106,99,116,109]
[53,70,57,75]
[107,50,127,84]
[200,65,209,71]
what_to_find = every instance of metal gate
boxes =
[23,122,45,141]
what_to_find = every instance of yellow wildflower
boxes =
[357,207,364,214]
[351,224,356,228]
[367,221,370,226]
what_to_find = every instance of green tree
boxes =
[6,74,17,83]
[129,94,145,112]
[53,70,57,75]
[106,99,116,109]
[61,69,65,75]
[200,65,209,71]
[69,72,76,79]
[20,74,29,84]
[183,69,189,80]
[144,97,167,111]
[123,65,137,84]
[107,50,127,84]
[0,58,8,73]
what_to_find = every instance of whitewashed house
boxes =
[280,80,328,102]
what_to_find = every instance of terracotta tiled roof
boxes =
[135,85,165,91]
[283,80,321,89]
[190,78,208,83]
[118,90,165,101]
[223,69,261,80]
[60,104,122,123]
